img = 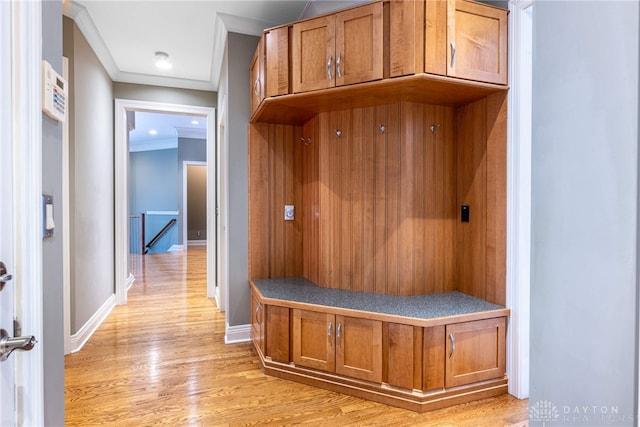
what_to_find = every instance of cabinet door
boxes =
[265,26,290,97]
[446,0,507,85]
[250,289,264,354]
[292,15,335,93]
[292,309,335,372]
[336,315,382,382]
[445,317,506,388]
[250,36,265,114]
[335,2,383,86]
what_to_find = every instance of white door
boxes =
[0,1,17,423]
[1,1,44,425]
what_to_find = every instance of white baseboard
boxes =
[70,294,116,353]
[126,273,135,291]
[168,244,185,252]
[187,240,207,246]
[225,322,251,344]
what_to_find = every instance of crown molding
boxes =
[129,138,177,153]
[175,127,206,140]
[66,2,279,93]
[65,2,119,78]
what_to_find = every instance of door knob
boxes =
[0,262,12,291]
[0,329,37,362]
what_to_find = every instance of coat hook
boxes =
[379,124,386,133]
[335,129,342,137]
[430,124,441,134]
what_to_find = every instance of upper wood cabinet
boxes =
[446,0,508,85]
[250,37,265,115]
[292,2,383,93]
[445,317,506,388]
[391,0,508,85]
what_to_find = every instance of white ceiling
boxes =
[65,0,310,92]
[129,111,207,151]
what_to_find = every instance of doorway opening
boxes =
[114,100,217,308]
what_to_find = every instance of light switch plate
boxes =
[42,194,54,238]
[284,205,294,221]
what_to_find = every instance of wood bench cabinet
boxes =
[250,279,509,412]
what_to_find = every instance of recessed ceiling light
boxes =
[149,129,158,135]
[191,120,199,125]
[155,51,172,70]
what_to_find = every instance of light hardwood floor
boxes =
[65,247,529,426]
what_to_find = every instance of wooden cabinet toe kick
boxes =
[259,355,507,413]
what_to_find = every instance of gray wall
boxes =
[219,32,259,327]
[530,2,639,425]
[63,18,115,335]
[42,3,65,425]
[113,83,217,108]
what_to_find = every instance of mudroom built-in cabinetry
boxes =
[248,0,510,412]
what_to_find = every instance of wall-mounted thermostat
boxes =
[42,60,67,122]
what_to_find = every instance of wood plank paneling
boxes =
[485,92,507,305]
[373,105,388,294]
[253,99,503,301]
[456,98,487,300]
[248,123,303,280]
[308,102,458,295]
[248,123,270,280]
[303,117,320,284]
[361,106,376,293]
[386,103,401,295]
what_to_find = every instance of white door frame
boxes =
[114,100,216,303]
[506,0,533,400]
[216,95,228,313]
[183,161,207,247]
[2,0,45,424]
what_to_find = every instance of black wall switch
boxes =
[461,205,470,222]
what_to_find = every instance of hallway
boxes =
[65,247,528,426]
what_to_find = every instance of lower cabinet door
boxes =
[292,310,382,383]
[445,317,506,388]
[336,315,382,382]
[292,309,335,372]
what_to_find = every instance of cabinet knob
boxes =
[327,321,332,337]
[327,55,333,81]
[336,53,342,78]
